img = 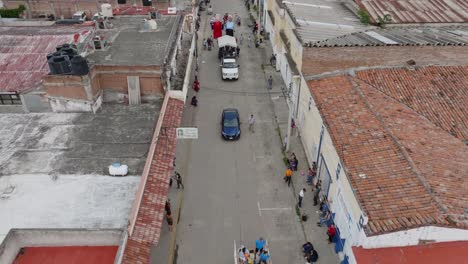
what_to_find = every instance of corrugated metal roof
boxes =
[308,26,468,47]
[283,0,369,43]
[0,33,74,93]
[357,0,468,24]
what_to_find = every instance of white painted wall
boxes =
[361,226,468,248]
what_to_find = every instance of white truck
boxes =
[218,35,239,80]
[221,57,239,80]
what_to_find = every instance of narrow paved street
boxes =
[174,1,306,263]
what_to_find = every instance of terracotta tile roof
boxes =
[356,66,468,141]
[122,98,184,263]
[353,241,468,264]
[307,66,468,235]
[356,0,468,24]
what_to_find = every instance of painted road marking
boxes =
[258,201,292,217]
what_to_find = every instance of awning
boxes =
[218,35,237,48]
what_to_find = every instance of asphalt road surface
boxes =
[175,1,306,263]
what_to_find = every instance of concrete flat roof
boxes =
[0,103,161,243]
[87,15,180,66]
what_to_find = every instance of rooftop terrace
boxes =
[0,103,161,243]
[87,15,180,66]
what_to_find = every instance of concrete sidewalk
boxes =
[258,21,341,264]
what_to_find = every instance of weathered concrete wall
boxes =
[20,91,52,112]
[0,229,122,264]
[302,46,468,77]
[48,97,93,112]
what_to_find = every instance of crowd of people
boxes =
[238,237,271,264]
[281,139,338,263]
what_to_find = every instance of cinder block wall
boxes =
[302,46,468,76]
[93,65,164,103]
[43,74,94,101]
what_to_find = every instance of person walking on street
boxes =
[284,168,293,187]
[165,199,171,215]
[298,188,306,208]
[259,251,270,264]
[166,213,173,231]
[239,34,244,45]
[174,171,184,189]
[247,35,252,47]
[267,75,273,90]
[255,237,266,254]
[238,245,248,264]
[248,114,256,132]
[327,224,336,243]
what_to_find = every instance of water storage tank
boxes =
[48,57,61,74]
[142,0,152,6]
[117,0,126,4]
[71,56,89,76]
[60,47,78,59]
[53,55,72,74]
[101,3,113,18]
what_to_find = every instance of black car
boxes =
[221,108,241,140]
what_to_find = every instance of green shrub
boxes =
[357,9,370,25]
[0,5,26,18]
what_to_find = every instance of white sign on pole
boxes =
[176,127,198,139]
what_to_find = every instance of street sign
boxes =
[176,127,198,139]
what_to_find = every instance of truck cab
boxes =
[221,57,239,80]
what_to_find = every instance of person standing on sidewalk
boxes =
[248,114,256,132]
[298,188,306,208]
[174,171,184,189]
[284,168,293,187]
[327,224,336,243]
[313,180,321,206]
[267,75,273,90]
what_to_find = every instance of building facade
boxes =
[296,66,468,263]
